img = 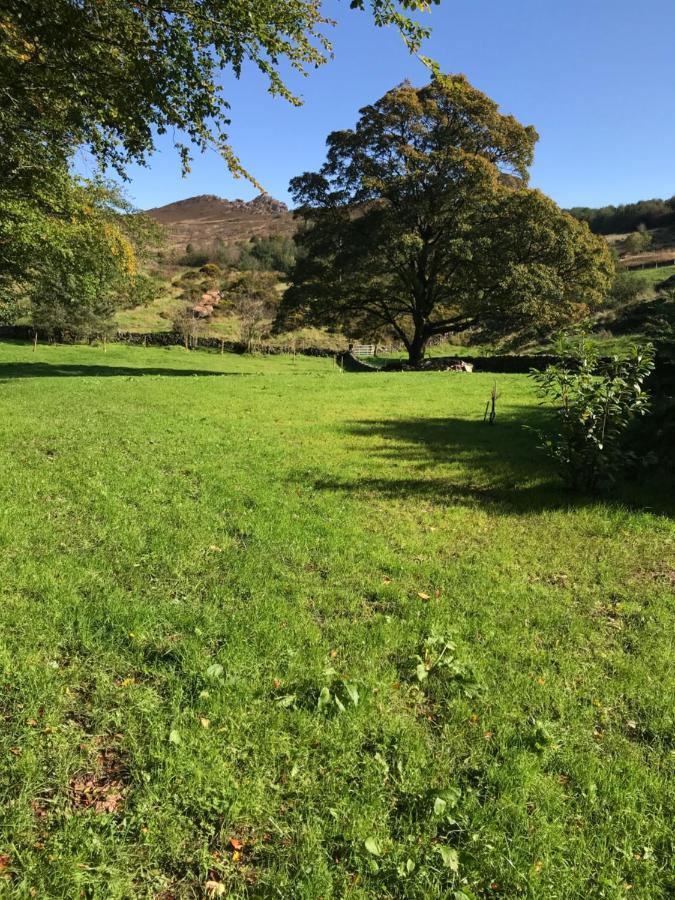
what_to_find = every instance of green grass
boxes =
[625,264,675,288]
[0,341,673,898]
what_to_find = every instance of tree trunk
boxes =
[407,327,428,366]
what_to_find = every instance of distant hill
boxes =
[146,193,295,250]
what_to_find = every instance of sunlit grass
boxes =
[0,341,672,898]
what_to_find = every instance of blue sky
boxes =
[96,0,675,211]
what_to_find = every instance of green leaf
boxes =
[364,836,382,857]
[317,686,331,710]
[438,846,460,871]
[416,662,428,682]
[433,797,447,816]
[205,663,223,680]
[168,729,181,745]
[275,694,297,708]
[344,682,359,706]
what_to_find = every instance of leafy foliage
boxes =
[222,271,279,350]
[0,0,440,188]
[530,335,655,491]
[277,75,613,363]
[0,175,159,339]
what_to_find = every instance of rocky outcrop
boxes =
[192,289,222,318]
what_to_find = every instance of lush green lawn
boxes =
[0,341,673,899]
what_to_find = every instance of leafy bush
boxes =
[199,263,221,277]
[178,245,210,267]
[530,335,655,491]
[609,270,650,306]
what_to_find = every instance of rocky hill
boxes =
[146,192,294,249]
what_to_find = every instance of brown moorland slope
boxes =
[146,192,295,250]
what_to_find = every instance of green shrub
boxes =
[530,335,655,491]
[609,270,650,306]
[199,263,221,277]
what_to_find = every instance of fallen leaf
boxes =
[209,545,223,553]
[330,649,338,658]
[229,837,243,851]
[0,855,10,871]
[382,576,392,584]
[417,592,430,601]
[26,718,38,727]
[200,718,210,729]
[205,881,226,897]
[272,678,282,690]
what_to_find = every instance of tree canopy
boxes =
[0,176,159,338]
[0,0,440,189]
[276,75,614,363]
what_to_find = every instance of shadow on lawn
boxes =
[0,362,243,380]
[313,411,675,518]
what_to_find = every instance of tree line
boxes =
[568,197,675,235]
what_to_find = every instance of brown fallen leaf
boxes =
[0,855,11,871]
[229,837,243,851]
[272,678,282,690]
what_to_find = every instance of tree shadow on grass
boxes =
[0,362,246,380]
[312,411,675,518]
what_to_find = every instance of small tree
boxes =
[172,307,205,350]
[622,228,652,256]
[223,272,278,352]
[530,335,655,491]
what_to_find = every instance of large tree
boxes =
[276,76,614,364]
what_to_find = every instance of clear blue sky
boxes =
[97,0,675,211]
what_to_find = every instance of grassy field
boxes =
[626,264,675,288]
[0,341,673,899]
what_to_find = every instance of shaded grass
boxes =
[0,341,673,898]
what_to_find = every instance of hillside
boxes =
[146,192,295,250]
